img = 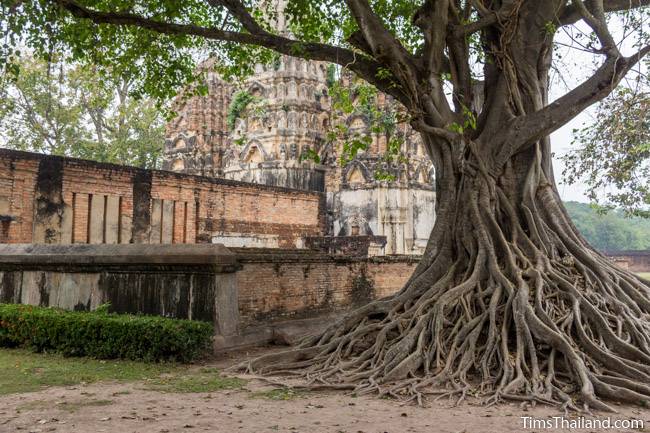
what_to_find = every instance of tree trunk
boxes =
[244,130,650,411]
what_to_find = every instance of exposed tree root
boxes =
[215,0,650,414]
[237,148,650,413]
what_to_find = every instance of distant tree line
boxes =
[565,201,650,252]
[0,57,164,169]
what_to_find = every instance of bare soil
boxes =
[1,347,649,433]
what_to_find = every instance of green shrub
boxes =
[0,304,213,362]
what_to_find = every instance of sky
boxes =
[549,24,599,203]
[551,110,591,202]
[547,17,644,204]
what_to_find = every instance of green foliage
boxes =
[326,64,337,88]
[561,13,649,217]
[447,104,477,134]
[226,89,265,131]
[0,348,249,396]
[0,56,164,168]
[233,135,247,147]
[2,0,219,102]
[0,304,213,362]
[227,90,254,130]
[324,77,407,176]
[544,21,557,35]
[1,0,647,213]
[299,147,320,164]
[563,85,649,217]
[340,135,373,165]
[0,347,176,395]
[272,55,282,71]
[564,201,650,251]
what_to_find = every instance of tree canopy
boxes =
[0,56,164,168]
[3,1,648,131]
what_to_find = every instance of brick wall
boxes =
[0,154,39,243]
[0,149,324,246]
[233,248,418,326]
[605,251,650,273]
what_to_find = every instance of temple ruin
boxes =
[163,1,435,256]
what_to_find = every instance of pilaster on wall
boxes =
[132,170,152,243]
[32,158,65,243]
[0,149,324,247]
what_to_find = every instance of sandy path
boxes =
[1,348,649,433]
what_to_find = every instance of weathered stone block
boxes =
[105,196,120,244]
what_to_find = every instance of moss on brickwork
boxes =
[351,269,374,306]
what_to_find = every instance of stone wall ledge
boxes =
[231,247,422,264]
[0,243,238,270]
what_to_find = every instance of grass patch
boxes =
[144,367,245,393]
[0,348,176,395]
[251,387,305,401]
[638,272,650,281]
[0,348,246,396]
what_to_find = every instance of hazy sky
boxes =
[551,111,591,202]
[549,26,595,204]
[548,16,647,204]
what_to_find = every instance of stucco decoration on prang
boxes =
[163,1,436,255]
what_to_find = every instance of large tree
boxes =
[3,0,650,411]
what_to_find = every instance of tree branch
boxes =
[411,119,459,142]
[344,0,420,99]
[506,45,650,157]
[559,0,650,26]
[413,0,452,82]
[346,30,375,57]
[455,3,516,37]
[344,0,414,63]
[205,0,266,35]
[410,0,455,125]
[570,0,620,57]
[52,0,410,105]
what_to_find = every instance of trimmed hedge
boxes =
[0,304,213,362]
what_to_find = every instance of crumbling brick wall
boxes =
[233,248,418,326]
[0,149,324,246]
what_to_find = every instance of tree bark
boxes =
[236,0,650,407]
[243,130,650,411]
[165,0,650,412]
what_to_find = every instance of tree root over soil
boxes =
[237,170,650,413]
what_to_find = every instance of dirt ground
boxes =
[1,347,649,433]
